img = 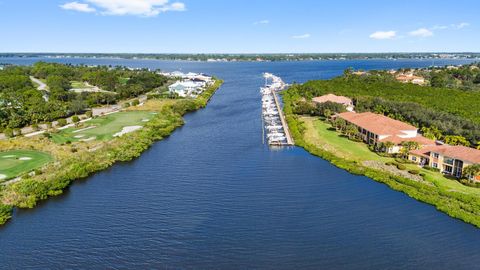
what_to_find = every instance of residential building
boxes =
[336,112,435,153]
[168,81,206,97]
[395,74,426,85]
[312,94,355,112]
[409,145,480,180]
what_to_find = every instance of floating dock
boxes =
[261,73,294,146]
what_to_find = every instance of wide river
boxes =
[1,58,480,269]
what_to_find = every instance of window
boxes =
[412,156,417,162]
[444,157,454,165]
[433,153,439,159]
[432,162,438,168]
[444,165,453,173]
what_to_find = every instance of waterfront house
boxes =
[395,74,426,85]
[409,145,480,179]
[336,112,435,153]
[312,94,355,112]
[168,81,205,97]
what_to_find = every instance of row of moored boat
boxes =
[261,73,288,145]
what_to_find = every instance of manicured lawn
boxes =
[303,117,388,162]
[301,116,480,195]
[0,150,53,181]
[118,77,130,85]
[51,111,156,144]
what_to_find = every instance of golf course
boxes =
[0,150,53,181]
[50,111,157,144]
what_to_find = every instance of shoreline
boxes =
[282,96,480,228]
[0,79,223,225]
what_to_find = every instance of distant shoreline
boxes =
[1,53,480,63]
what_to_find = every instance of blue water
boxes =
[0,58,479,269]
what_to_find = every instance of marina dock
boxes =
[261,73,294,146]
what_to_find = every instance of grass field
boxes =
[70,81,93,89]
[0,150,53,181]
[51,111,156,144]
[301,116,480,196]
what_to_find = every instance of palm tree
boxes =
[463,164,480,181]
[345,124,359,139]
[400,141,420,158]
[383,141,395,154]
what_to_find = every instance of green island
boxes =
[282,68,480,227]
[0,62,223,225]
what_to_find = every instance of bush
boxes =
[57,118,67,127]
[4,128,14,138]
[32,123,39,131]
[385,161,395,166]
[423,166,440,172]
[131,99,140,106]
[395,158,414,164]
[396,164,407,170]
[13,128,21,136]
[71,115,80,123]
[86,111,93,118]
[409,170,420,175]
[123,103,130,108]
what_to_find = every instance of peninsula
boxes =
[0,62,223,224]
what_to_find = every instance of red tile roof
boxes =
[379,135,436,146]
[436,145,480,164]
[337,112,417,136]
[312,94,352,105]
[410,145,480,164]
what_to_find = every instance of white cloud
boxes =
[452,22,470,29]
[292,33,311,39]
[369,31,396,40]
[60,0,186,16]
[254,20,269,25]
[432,25,448,30]
[409,28,433,37]
[60,1,96,13]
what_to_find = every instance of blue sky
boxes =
[0,0,478,53]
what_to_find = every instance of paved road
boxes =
[30,76,49,101]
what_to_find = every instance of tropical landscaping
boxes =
[0,62,223,225]
[282,69,480,227]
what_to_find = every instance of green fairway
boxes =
[70,81,93,89]
[51,111,156,144]
[0,150,53,181]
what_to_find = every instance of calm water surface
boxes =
[0,58,479,269]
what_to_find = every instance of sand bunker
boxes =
[74,135,85,138]
[0,174,6,180]
[73,126,96,133]
[19,157,32,161]
[113,126,143,137]
[141,119,150,122]
[2,155,15,158]
[80,137,96,142]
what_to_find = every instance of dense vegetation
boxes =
[415,63,480,90]
[0,62,168,131]
[282,89,480,228]
[287,74,480,147]
[0,79,223,225]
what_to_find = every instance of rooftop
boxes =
[411,145,480,164]
[379,134,436,145]
[337,112,417,136]
[312,94,352,105]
